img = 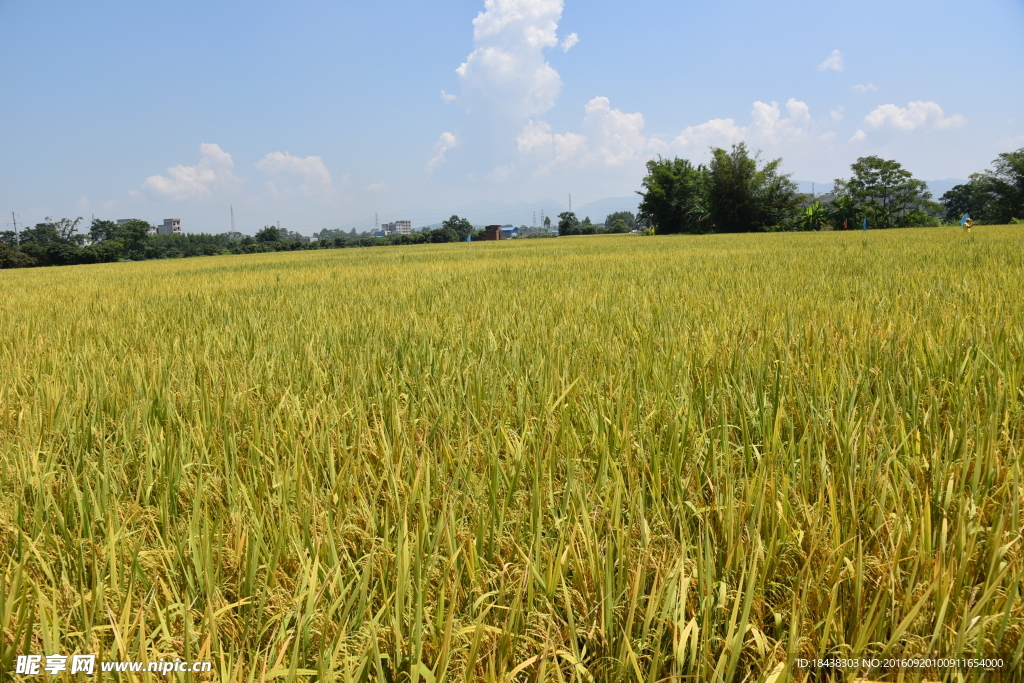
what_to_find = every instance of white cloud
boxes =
[817,49,844,72]
[427,132,459,173]
[830,106,844,121]
[850,129,866,143]
[255,152,333,196]
[852,83,878,93]
[76,196,90,213]
[672,118,745,151]
[515,96,655,176]
[454,0,564,119]
[441,90,457,102]
[561,32,579,52]
[864,101,967,131]
[672,98,814,152]
[143,143,237,201]
[365,182,386,192]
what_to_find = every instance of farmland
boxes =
[2,227,1023,681]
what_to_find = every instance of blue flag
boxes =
[862,218,868,231]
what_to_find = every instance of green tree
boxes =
[604,211,636,230]
[798,201,827,231]
[557,212,580,235]
[429,227,459,243]
[19,222,62,246]
[89,219,119,243]
[608,219,630,233]
[543,215,552,230]
[940,182,992,222]
[636,156,709,234]
[442,215,474,241]
[833,156,936,229]
[114,219,152,256]
[707,143,799,232]
[974,148,1024,223]
[826,194,860,229]
[256,226,283,243]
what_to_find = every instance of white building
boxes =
[381,220,412,235]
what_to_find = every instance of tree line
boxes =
[0,215,486,270]
[636,143,1024,234]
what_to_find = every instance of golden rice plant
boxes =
[1,226,1022,682]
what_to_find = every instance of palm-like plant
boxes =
[800,201,827,231]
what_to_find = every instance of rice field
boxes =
[2,227,1023,682]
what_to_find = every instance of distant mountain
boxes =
[574,197,641,223]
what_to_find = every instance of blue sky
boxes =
[1,0,1022,234]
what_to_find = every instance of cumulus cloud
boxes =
[255,152,333,196]
[561,32,579,52]
[427,132,459,173]
[515,97,656,176]
[672,118,745,151]
[817,49,844,72]
[455,0,564,119]
[864,101,967,131]
[830,106,844,121]
[143,143,236,200]
[852,82,878,93]
[850,129,866,143]
[441,90,457,102]
[671,98,814,152]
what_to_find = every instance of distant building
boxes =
[119,218,180,235]
[154,218,182,235]
[381,220,412,235]
[500,226,519,239]
[483,225,502,241]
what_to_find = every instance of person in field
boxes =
[961,213,973,232]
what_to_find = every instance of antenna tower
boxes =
[11,212,19,246]
[231,205,235,232]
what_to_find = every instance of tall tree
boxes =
[707,144,799,232]
[256,226,282,242]
[441,215,474,241]
[604,210,636,229]
[636,156,708,234]
[90,218,119,243]
[114,219,151,255]
[833,156,936,229]
[557,212,580,235]
[975,147,1024,223]
[940,181,993,221]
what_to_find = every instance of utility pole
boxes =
[533,211,536,228]
[11,212,19,245]
[568,194,571,212]
[231,205,236,232]
[374,213,379,234]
